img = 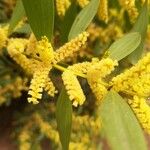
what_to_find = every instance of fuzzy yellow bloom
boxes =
[7,38,33,74]
[28,66,50,104]
[62,70,85,106]
[119,0,138,22]
[128,96,150,133]
[54,32,89,63]
[97,0,108,23]
[0,25,8,50]
[77,0,90,8]
[132,74,150,97]
[55,0,71,16]
[7,32,88,104]
[68,61,91,75]
[112,52,150,96]
[87,58,118,103]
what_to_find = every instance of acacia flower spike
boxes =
[128,95,150,134]
[111,52,150,97]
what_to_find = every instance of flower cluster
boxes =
[62,58,118,106]
[7,32,89,104]
[97,0,108,23]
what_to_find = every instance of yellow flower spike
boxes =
[44,77,58,97]
[62,70,86,106]
[53,32,89,64]
[87,58,118,103]
[112,52,150,96]
[0,25,8,51]
[132,74,150,97]
[55,0,71,17]
[68,58,101,75]
[28,66,50,104]
[128,96,150,134]
[77,0,90,8]
[7,38,34,74]
[68,61,91,75]
[97,0,109,23]
[88,76,108,104]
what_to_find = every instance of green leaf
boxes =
[100,91,147,150]
[60,2,77,43]
[56,88,72,150]
[108,32,141,61]
[22,0,54,41]
[9,0,25,34]
[128,1,149,64]
[68,0,100,40]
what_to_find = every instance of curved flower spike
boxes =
[62,70,86,107]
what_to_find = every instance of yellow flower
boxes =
[77,0,90,8]
[128,95,150,133]
[54,32,89,63]
[28,66,50,104]
[62,70,86,106]
[97,0,108,23]
[87,58,118,104]
[7,38,33,74]
[55,0,71,16]
[111,52,150,96]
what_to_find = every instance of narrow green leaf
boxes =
[108,32,141,61]
[22,0,54,41]
[60,2,77,43]
[56,88,72,150]
[9,0,25,34]
[128,1,149,64]
[100,91,147,150]
[68,0,100,40]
